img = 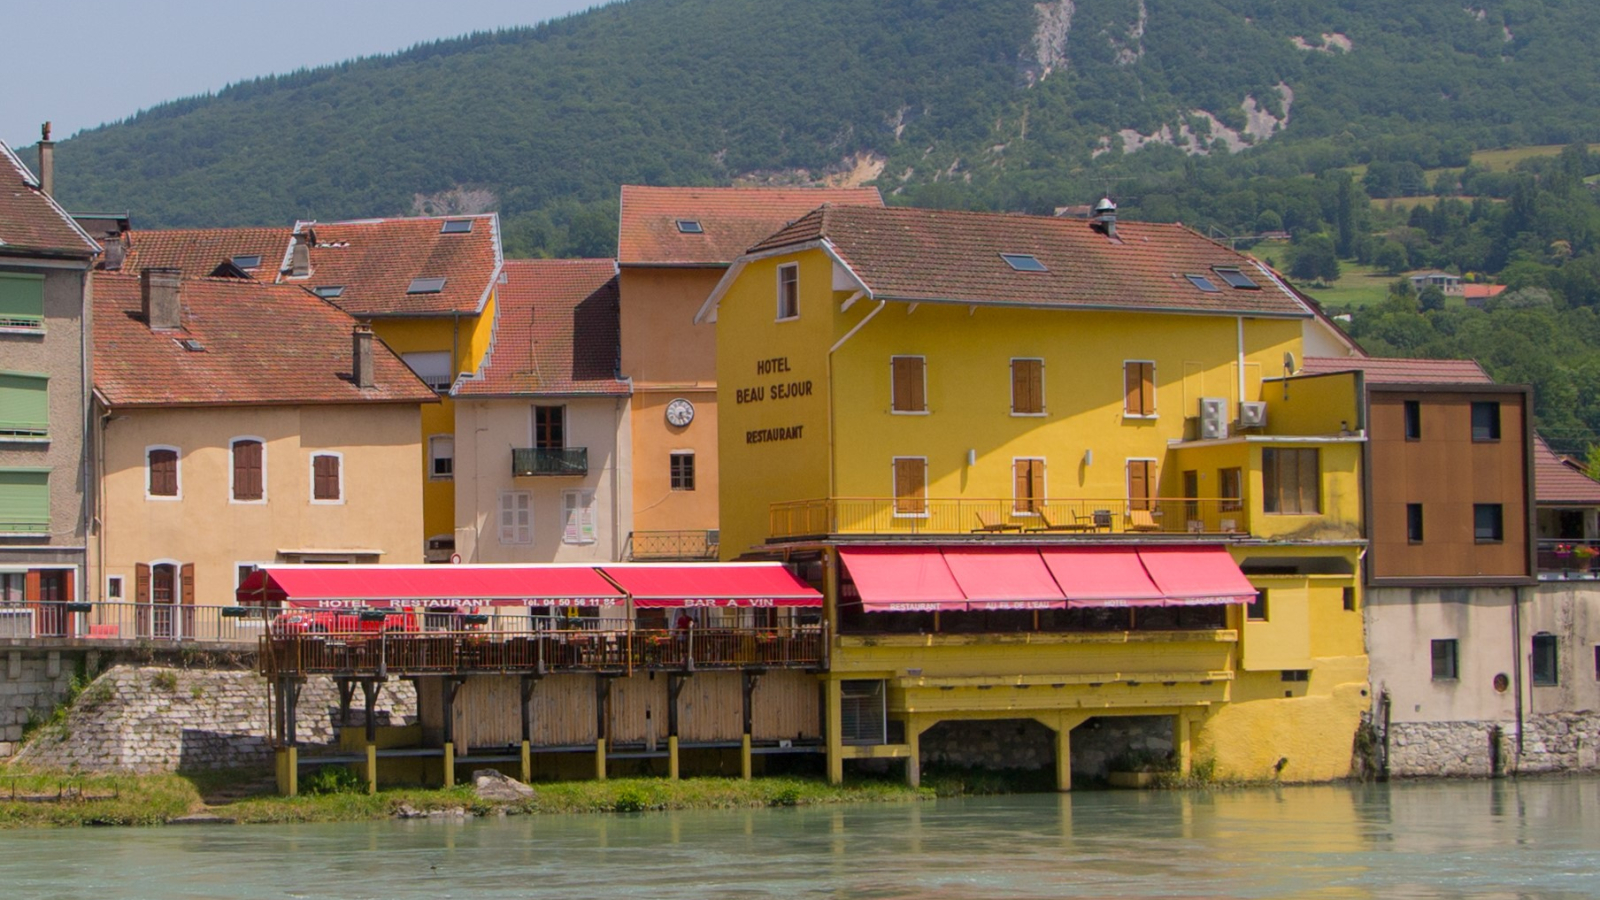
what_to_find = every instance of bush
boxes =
[612,786,649,813]
[768,785,802,807]
[303,766,364,795]
[149,671,179,692]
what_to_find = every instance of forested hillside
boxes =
[30,0,1600,449]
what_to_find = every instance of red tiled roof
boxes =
[618,185,883,267]
[1535,436,1600,505]
[744,206,1309,317]
[286,215,502,317]
[1301,356,1493,384]
[0,141,99,258]
[1463,284,1507,300]
[121,227,292,280]
[94,273,437,407]
[456,259,627,397]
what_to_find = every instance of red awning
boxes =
[1039,547,1166,608]
[839,547,966,612]
[1137,546,1257,605]
[236,565,624,609]
[597,564,823,608]
[941,546,1067,609]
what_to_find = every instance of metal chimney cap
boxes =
[1094,197,1117,216]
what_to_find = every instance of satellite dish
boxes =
[1283,351,1296,375]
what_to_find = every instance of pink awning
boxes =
[941,546,1067,609]
[839,547,966,612]
[1039,547,1166,608]
[598,563,822,608]
[236,565,624,609]
[1137,546,1257,605]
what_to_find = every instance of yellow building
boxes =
[615,186,882,560]
[91,271,436,621]
[286,215,502,561]
[701,203,1369,786]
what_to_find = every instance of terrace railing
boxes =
[769,497,1250,539]
[0,601,269,644]
[1538,539,1600,579]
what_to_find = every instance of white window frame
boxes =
[234,562,272,591]
[669,450,696,491]
[891,455,929,520]
[776,263,799,321]
[145,444,182,501]
[889,355,929,415]
[429,435,454,481]
[106,575,124,601]
[403,351,454,393]
[228,436,268,505]
[499,490,532,545]
[561,489,598,545]
[309,451,345,505]
[1123,358,1158,419]
[1010,357,1046,417]
[1011,456,1048,517]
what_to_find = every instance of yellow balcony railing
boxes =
[769,497,1251,539]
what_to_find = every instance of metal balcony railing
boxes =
[0,601,270,643]
[512,447,588,477]
[1538,539,1600,579]
[769,497,1251,539]
[625,530,720,560]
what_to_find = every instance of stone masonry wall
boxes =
[920,719,1057,771]
[1387,713,1600,777]
[1069,715,1174,777]
[0,649,82,759]
[12,665,416,773]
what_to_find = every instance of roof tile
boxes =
[287,215,501,317]
[1535,435,1600,505]
[0,141,100,258]
[121,226,292,280]
[1302,356,1493,384]
[618,185,883,266]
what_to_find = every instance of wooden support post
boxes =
[361,680,380,744]
[595,738,607,781]
[1055,721,1072,792]
[825,678,844,785]
[441,677,464,747]
[519,675,536,745]
[337,678,355,728]
[667,673,687,741]
[284,679,302,748]
[284,746,298,796]
[595,675,610,748]
[741,734,753,781]
[668,735,680,780]
[906,718,922,788]
[521,740,532,783]
[442,742,455,789]
[366,743,378,795]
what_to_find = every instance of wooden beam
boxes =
[741,670,763,737]
[337,678,355,727]
[361,680,380,744]
[667,673,689,738]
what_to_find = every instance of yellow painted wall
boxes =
[1261,371,1362,437]
[98,404,424,604]
[1168,439,1364,541]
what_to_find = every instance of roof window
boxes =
[1186,274,1221,292]
[230,254,262,269]
[313,285,346,299]
[177,338,205,352]
[1000,253,1047,272]
[407,277,447,295]
[1213,267,1259,289]
[676,219,704,234]
[440,219,474,235]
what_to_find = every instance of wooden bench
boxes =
[973,511,1023,533]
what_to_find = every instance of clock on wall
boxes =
[665,398,695,427]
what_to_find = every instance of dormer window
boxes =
[676,219,704,234]
[230,255,262,270]
[407,277,447,294]
[313,285,345,299]
[1186,274,1221,292]
[440,219,473,234]
[1001,253,1047,272]
[1213,267,1259,289]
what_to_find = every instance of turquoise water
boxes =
[4,777,1600,899]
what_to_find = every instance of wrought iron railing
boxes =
[626,530,720,560]
[769,497,1250,539]
[0,601,270,643]
[512,447,588,476]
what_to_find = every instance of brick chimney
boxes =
[288,230,313,278]
[140,268,182,331]
[37,122,54,197]
[352,322,375,388]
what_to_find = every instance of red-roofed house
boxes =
[616,185,884,559]
[118,226,293,281]
[0,136,100,659]
[92,271,436,628]
[1534,436,1600,575]
[452,259,631,564]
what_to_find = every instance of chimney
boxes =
[352,322,375,389]
[289,235,311,278]
[140,267,182,331]
[1091,196,1118,240]
[102,235,127,272]
[37,122,54,197]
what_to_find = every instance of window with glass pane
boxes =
[1431,639,1458,680]
[535,406,565,449]
[147,449,178,497]
[1532,633,1558,686]
[1262,448,1319,514]
[1474,503,1504,542]
[1471,401,1501,441]
[670,452,695,491]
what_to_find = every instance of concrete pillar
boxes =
[521,740,532,783]
[1055,723,1072,792]
[595,738,607,781]
[907,723,921,788]
[442,742,454,788]
[1176,712,1193,778]
[668,735,680,780]
[825,679,844,784]
[366,743,378,795]
[741,734,753,780]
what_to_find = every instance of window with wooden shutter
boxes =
[147,448,179,498]
[1262,448,1320,514]
[1011,359,1043,415]
[312,454,341,501]
[1127,459,1154,511]
[1123,361,1155,416]
[890,356,926,413]
[0,468,49,532]
[232,439,263,501]
[892,457,927,516]
[499,491,532,544]
[0,372,48,436]
[1013,458,1045,514]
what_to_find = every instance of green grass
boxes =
[1248,241,1394,309]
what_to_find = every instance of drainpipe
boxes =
[1235,316,1247,413]
[1512,584,1525,765]
[612,396,624,561]
[826,296,883,498]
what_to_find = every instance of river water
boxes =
[5,777,1600,900]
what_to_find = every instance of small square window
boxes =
[1185,274,1221,292]
[1471,401,1501,441]
[440,219,474,234]
[107,575,124,600]
[777,264,799,320]
[1431,639,1459,680]
[1407,503,1424,543]
[675,219,703,234]
[1000,253,1047,272]
[407,277,447,294]
[1474,503,1504,543]
[1404,400,1421,440]
[1281,669,1309,682]
[1247,590,1268,621]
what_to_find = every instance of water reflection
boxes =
[3,779,1600,899]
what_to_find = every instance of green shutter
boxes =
[0,273,45,327]
[0,372,48,436]
[0,469,49,532]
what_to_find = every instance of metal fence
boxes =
[769,497,1249,538]
[1538,539,1600,579]
[0,601,269,643]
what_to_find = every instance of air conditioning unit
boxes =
[1238,401,1268,429]
[1199,397,1228,440]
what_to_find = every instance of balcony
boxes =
[1538,539,1600,580]
[769,497,1250,540]
[626,530,720,560]
[512,446,588,477]
[0,601,268,644]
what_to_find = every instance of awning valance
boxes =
[1041,547,1165,608]
[598,564,823,608]
[237,565,626,609]
[838,547,965,612]
[941,547,1067,610]
[1135,546,1259,606]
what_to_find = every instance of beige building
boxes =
[453,259,632,563]
[615,186,882,559]
[92,271,436,623]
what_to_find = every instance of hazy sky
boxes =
[2,0,610,148]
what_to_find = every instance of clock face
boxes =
[665,398,695,427]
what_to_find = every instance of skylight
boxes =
[676,219,704,234]
[1186,274,1221,292]
[1213,267,1259,289]
[1000,253,1047,272]
[231,254,262,269]
[440,219,474,234]
[407,277,447,295]
[313,285,346,299]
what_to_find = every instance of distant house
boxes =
[1408,270,1463,296]
[1463,283,1507,309]
[1533,435,1600,567]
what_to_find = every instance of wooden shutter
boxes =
[1012,360,1042,414]
[892,357,924,412]
[135,563,150,604]
[1013,459,1044,513]
[1128,460,1152,510]
[893,458,926,515]
[180,563,195,606]
[1124,362,1141,414]
[1296,449,1320,514]
[148,449,177,496]
[233,441,262,500]
[24,569,41,604]
[313,455,340,500]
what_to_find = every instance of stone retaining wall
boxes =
[919,719,1056,771]
[13,665,416,773]
[1386,713,1600,777]
[1069,715,1174,777]
[0,649,83,759]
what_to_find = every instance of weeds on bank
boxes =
[0,766,194,827]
